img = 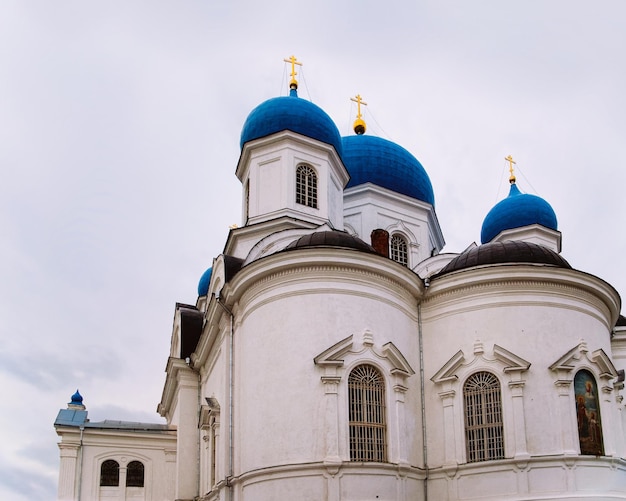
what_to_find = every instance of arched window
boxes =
[464,371,504,462]
[348,364,386,462]
[100,459,120,487]
[390,234,408,266]
[126,460,144,487]
[296,164,317,208]
[574,370,604,455]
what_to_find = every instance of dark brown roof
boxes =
[284,231,377,254]
[435,240,571,277]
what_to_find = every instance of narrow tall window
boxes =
[244,179,250,221]
[348,364,386,462]
[296,164,317,208]
[126,460,144,488]
[210,421,217,487]
[464,371,504,462]
[574,370,604,455]
[390,234,408,266]
[100,460,120,487]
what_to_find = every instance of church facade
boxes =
[55,64,626,500]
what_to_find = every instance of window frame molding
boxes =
[314,330,415,473]
[295,163,319,209]
[549,340,619,456]
[200,397,221,494]
[431,341,531,465]
[389,233,409,267]
[385,221,418,267]
[94,452,151,499]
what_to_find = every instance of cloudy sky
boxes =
[1,1,625,499]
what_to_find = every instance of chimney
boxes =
[370,229,389,257]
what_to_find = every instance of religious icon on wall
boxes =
[574,370,604,456]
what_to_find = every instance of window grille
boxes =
[390,234,408,266]
[464,371,504,462]
[126,461,144,487]
[296,165,318,208]
[100,460,120,487]
[348,364,386,462]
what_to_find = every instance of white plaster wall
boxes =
[343,185,443,266]
[61,430,176,501]
[228,250,424,480]
[419,265,623,499]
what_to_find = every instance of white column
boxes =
[175,368,200,500]
[393,383,409,465]
[554,379,577,455]
[321,376,342,470]
[439,390,457,466]
[119,465,128,501]
[509,379,530,459]
[57,443,79,501]
[600,383,615,456]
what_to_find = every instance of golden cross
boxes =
[283,55,302,87]
[350,94,368,119]
[505,155,516,183]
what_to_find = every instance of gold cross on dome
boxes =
[505,155,516,183]
[283,55,302,87]
[350,94,368,120]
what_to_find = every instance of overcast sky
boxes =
[2,2,625,499]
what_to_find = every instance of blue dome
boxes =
[481,183,558,244]
[197,267,213,296]
[70,390,83,405]
[240,91,343,156]
[342,135,435,206]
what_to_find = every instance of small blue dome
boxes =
[481,183,558,244]
[342,135,435,206]
[70,390,83,405]
[240,91,343,156]
[197,267,213,296]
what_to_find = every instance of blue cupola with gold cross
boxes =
[480,156,559,251]
[239,56,342,157]
[230,57,350,259]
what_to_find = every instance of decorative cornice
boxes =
[423,267,620,329]
[432,343,529,386]
[314,331,415,381]
[550,341,618,392]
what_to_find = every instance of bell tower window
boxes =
[390,234,408,266]
[296,164,318,208]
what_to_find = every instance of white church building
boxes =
[55,61,626,500]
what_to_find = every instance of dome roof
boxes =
[240,91,343,156]
[342,134,435,206]
[70,390,83,405]
[284,230,377,255]
[481,183,558,244]
[436,240,571,277]
[197,267,213,296]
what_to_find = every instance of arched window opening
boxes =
[100,459,120,487]
[348,364,386,462]
[390,234,408,266]
[126,460,144,488]
[575,370,604,455]
[464,371,504,463]
[296,165,318,208]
